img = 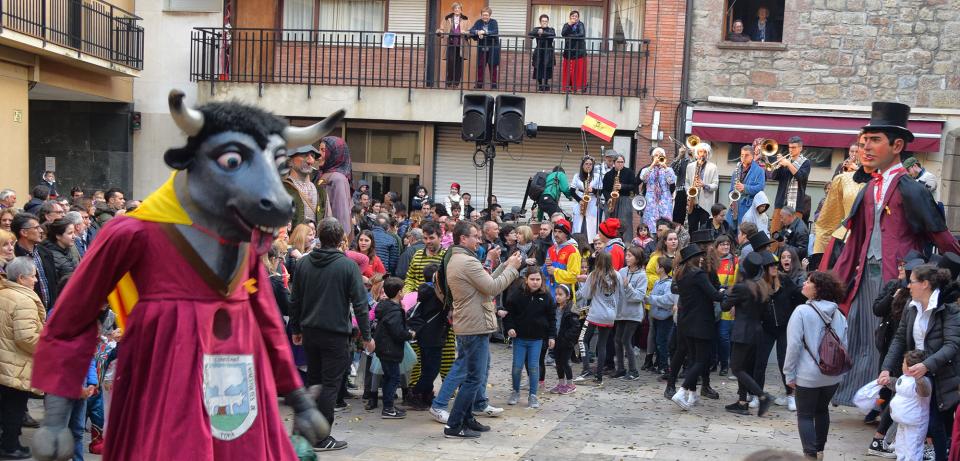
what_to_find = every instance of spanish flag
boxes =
[581,111,617,142]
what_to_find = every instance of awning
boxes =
[690,109,944,152]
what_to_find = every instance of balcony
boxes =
[189,27,649,100]
[0,0,144,71]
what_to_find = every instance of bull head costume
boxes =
[31,90,345,461]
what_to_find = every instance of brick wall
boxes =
[688,0,960,107]
[635,0,687,167]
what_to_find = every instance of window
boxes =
[530,4,603,52]
[281,0,386,33]
[723,0,784,43]
[608,0,643,46]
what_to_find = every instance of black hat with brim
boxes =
[748,231,774,251]
[690,229,715,244]
[678,244,705,265]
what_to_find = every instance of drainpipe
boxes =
[676,0,694,143]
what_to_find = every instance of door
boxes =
[434,0,486,84]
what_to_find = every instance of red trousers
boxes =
[561,57,586,91]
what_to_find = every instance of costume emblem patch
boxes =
[203,354,258,440]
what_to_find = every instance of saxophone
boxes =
[579,182,591,215]
[608,169,621,214]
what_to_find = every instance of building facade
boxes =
[683,0,960,228]
[132,0,687,218]
[0,0,143,198]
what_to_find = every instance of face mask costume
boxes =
[30,90,345,461]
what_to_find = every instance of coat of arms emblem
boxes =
[203,354,258,440]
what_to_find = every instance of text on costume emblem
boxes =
[202,354,258,441]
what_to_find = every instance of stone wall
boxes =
[688,0,960,107]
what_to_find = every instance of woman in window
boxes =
[561,10,587,92]
[437,3,468,88]
[529,14,556,92]
[470,7,500,89]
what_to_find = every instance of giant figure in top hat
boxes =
[830,102,960,407]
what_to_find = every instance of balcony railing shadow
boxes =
[1,0,144,70]
[191,27,649,99]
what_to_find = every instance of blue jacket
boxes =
[372,226,400,275]
[646,278,677,321]
[86,358,99,387]
[727,161,766,228]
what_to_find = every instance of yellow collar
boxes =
[125,171,193,225]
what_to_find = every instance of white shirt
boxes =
[874,162,904,211]
[911,289,940,351]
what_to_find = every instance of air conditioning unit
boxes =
[163,0,221,13]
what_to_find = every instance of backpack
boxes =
[801,303,852,376]
[527,171,550,201]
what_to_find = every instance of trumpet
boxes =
[685,135,701,150]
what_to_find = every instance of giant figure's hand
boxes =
[286,387,330,445]
[32,395,75,461]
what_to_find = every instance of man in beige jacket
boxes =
[443,221,520,439]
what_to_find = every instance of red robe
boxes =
[832,171,960,313]
[32,217,302,460]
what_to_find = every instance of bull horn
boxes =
[283,109,346,149]
[168,89,205,137]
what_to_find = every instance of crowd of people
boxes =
[0,101,958,461]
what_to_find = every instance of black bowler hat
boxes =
[862,102,915,142]
[678,244,705,264]
[748,231,773,251]
[938,252,960,279]
[690,229,715,244]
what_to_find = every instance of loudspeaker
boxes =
[462,94,494,142]
[494,95,526,143]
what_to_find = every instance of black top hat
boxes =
[756,250,776,267]
[938,252,960,279]
[905,258,926,272]
[748,231,773,251]
[690,229,715,244]
[678,244,705,265]
[741,252,766,280]
[862,102,915,142]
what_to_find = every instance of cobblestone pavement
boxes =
[22,343,880,460]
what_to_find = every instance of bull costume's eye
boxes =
[217,152,243,170]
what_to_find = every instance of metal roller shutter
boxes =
[388,0,427,33]
[488,0,527,35]
[433,126,611,214]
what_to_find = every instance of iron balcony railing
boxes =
[0,0,144,70]
[190,27,649,98]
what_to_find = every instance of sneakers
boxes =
[728,372,739,381]
[774,395,788,406]
[573,370,592,382]
[545,356,556,366]
[0,447,30,460]
[334,401,349,412]
[429,407,449,424]
[612,370,627,379]
[686,390,701,407]
[528,394,540,409]
[593,375,603,385]
[560,384,576,395]
[507,391,521,405]
[866,438,896,458]
[443,425,481,439]
[624,371,640,381]
[477,404,503,417]
[718,367,729,377]
[549,384,564,394]
[788,395,797,412]
[364,400,378,411]
[924,444,934,461]
[725,401,750,415]
[314,436,348,451]
[748,395,759,408]
[464,418,491,432]
[664,383,676,400]
[757,393,774,417]
[671,388,691,410]
[382,407,407,419]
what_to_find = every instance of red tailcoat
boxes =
[32,217,302,460]
[833,171,960,313]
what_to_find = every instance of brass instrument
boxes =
[685,135,701,150]
[729,162,743,203]
[760,138,782,171]
[686,159,703,198]
[579,186,591,215]
[608,169,621,214]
